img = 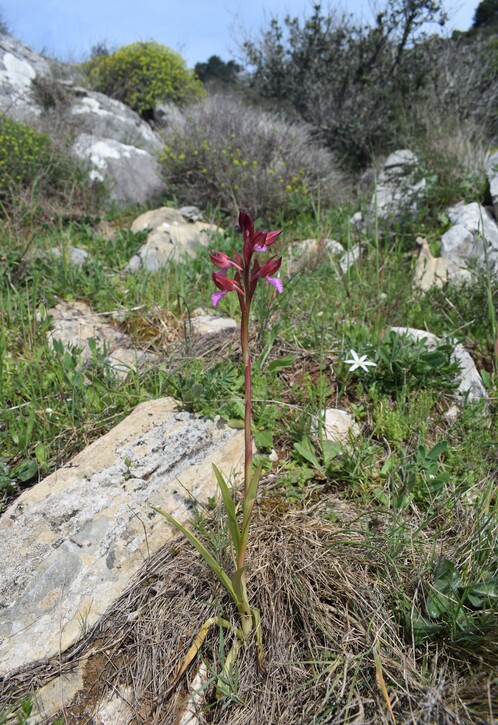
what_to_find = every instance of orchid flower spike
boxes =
[210,211,283,308]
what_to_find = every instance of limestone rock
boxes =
[486,151,498,219]
[0,398,245,676]
[72,133,166,207]
[51,245,91,268]
[367,150,426,224]
[46,299,149,378]
[0,35,51,124]
[69,90,162,155]
[390,327,487,403]
[189,314,237,336]
[441,202,498,277]
[286,238,344,276]
[414,237,449,290]
[94,685,134,725]
[127,206,222,270]
[338,244,362,273]
[322,409,360,445]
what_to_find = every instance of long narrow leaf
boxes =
[241,462,262,537]
[239,463,263,556]
[231,565,248,605]
[212,464,240,550]
[152,506,237,603]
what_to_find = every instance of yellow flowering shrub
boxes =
[160,95,341,219]
[0,116,88,210]
[83,42,205,117]
[0,117,52,195]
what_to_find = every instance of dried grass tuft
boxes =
[35,506,495,725]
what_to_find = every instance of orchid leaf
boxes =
[242,462,262,533]
[239,462,263,554]
[231,566,248,603]
[152,506,237,603]
[213,464,241,550]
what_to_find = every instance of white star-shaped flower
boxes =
[344,349,377,372]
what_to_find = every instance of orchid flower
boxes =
[210,210,283,309]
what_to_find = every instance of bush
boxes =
[160,94,343,220]
[0,115,91,215]
[83,41,205,117]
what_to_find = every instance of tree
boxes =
[194,56,241,87]
[472,0,498,30]
[242,1,448,167]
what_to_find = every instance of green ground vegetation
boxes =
[0,174,496,720]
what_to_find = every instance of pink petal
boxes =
[266,276,283,293]
[253,243,268,252]
[212,290,227,307]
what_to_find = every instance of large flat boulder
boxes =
[0,398,245,676]
[127,206,222,270]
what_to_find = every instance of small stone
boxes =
[51,246,90,268]
[443,405,460,424]
[321,409,360,445]
[338,245,361,273]
[189,315,237,336]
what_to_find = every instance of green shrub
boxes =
[160,94,343,220]
[83,41,205,117]
[0,115,93,216]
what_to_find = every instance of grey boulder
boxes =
[440,202,498,278]
[367,150,426,224]
[0,34,52,124]
[72,133,166,207]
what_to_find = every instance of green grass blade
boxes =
[212,463,241,550]
[152,506,237,603]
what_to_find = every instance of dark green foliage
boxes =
[243,2,447,167]
[194,55,241,88]
[473,0,498,29]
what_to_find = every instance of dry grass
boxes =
[2,505,490,724]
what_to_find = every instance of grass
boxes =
[0,194,497,723]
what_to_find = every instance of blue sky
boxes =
[1,1,478,68]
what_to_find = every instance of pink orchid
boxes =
[210,210,283,309]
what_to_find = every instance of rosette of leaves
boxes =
[83,41,205,117]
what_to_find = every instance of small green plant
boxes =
[155,210,283,690]
[365,331,461,395]
[410,556,498,645]
[0,696,33,725]
[83,41,204,117]
[384,438,450,510]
